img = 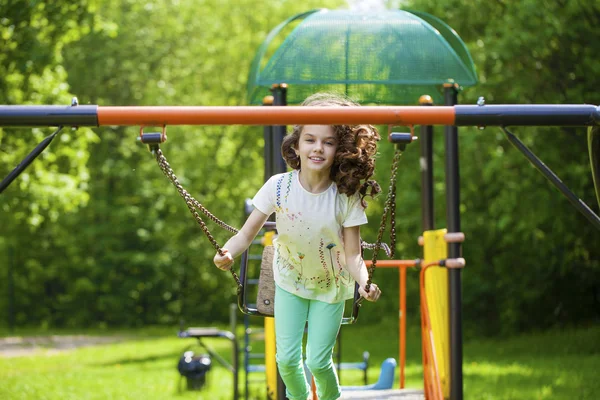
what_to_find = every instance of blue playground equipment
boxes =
[342,358,397,392]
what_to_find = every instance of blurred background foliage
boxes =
[0,0,598,336]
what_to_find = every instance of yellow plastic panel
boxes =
[423,229,450,398]
[265,316,277,399]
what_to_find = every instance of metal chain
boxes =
[153,147,243,291]
[151,142,401,295]
[365,147,402,292]
[389,158,397,257]
[360,240,392,257]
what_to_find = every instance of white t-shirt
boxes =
[252,170,368,303]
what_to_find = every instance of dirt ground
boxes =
[0,335,125,358]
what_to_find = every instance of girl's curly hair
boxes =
[281,93,381,207]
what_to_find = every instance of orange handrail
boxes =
[97,106,455,126]
[365,257,464,398]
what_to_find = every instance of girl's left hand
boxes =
[359,283,381,302]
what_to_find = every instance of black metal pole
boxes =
[502,127,600,230]
[0,104,599,127]
[420,95,435,231]
[271,84,288,174]
[444,83,463,400]
[270,83,289,400]
[232,332,240,400]
[454,104,600,127]
[0,105,98,126]
[263,96,275,182]
[0,126,63,194]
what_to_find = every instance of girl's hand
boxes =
[359,283,381,302]
[214,249,234,271]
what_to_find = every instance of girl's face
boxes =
[295,125,338,175]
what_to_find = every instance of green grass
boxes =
[462,325,600,399]
[1,321,598,399]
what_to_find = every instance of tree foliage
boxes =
[1,0,598,335]
[1,0,345,328]
[0,0,99,327]
[397,0,600,335]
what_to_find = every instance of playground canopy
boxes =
[247,9,478,105]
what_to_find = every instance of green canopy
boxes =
[247,9,477,105]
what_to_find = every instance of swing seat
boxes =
[237,224,363,324]
[237,221,277,318]
[256,245,275,316]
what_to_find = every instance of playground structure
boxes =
[1,8,600,400]
[1,101,598,400]
[177,324,238,397]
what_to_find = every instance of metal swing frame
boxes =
[1,98,599,400]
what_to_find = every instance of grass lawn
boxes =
[0,321,598,399]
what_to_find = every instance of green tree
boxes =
[402,0,600,334]
[3,0,344,328]
[5,0,598,334]
[0,0,99,327]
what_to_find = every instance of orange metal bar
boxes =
[365,259,419,389]
[97,106,455,126]
[366,259,419,268]
[364,257,454,397]
[399,266,406,389]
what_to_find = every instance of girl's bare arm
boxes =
[343,226,381,302]
[343,225,369,286]
[214,208,270,270]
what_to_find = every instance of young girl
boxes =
[214,93,382,400]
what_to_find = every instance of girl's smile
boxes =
[296,125,338,173]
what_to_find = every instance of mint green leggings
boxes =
[275,284,345,400]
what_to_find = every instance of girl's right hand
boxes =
[358,282,381,302]
[214,249,234,271]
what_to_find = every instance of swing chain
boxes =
[153,147,243,290]
[360,240,392,257]
[365,146,401,292]
[150,132,401,295]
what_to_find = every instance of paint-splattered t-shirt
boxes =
[252,170,368,303]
